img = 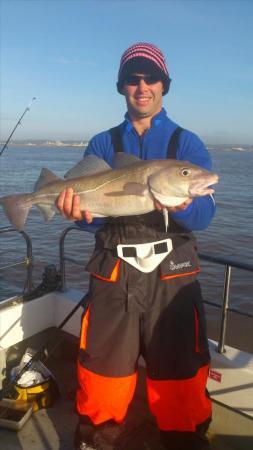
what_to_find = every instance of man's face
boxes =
[122,73,164,120]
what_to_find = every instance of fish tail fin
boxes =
[0,193,32,230]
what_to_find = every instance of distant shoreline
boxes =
[0,140,89,148]
[1,142,252,152]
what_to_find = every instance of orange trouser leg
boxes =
[147,365,212,432]
[77,362,137,425]
[77,302,138,425]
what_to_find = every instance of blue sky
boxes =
[1,0,253,144]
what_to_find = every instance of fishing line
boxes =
[0,97,37,157]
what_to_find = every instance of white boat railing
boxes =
[59,225,87,292]
[0,226,33,295]
[1,225,253,357]
[198,253,253,353]
[59,226,253,355]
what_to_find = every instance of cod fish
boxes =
[0,153,218,231]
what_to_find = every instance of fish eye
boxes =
[181,168,191,176]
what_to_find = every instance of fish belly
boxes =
[79,190,154,217]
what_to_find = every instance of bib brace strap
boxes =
[109,125,183,159]
[77,126,211,433]
[108,124,184,271]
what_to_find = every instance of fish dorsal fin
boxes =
[64,155,111,179]
[34,168,61,191]
[112,152,140,169]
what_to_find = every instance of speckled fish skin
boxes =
[0,158,218,230]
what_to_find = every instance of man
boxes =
[57,43,215,450]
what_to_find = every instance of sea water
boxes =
[0,146,253,318]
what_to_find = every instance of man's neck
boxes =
[131,116,152,136]
[128,108,162,136]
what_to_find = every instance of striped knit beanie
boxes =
[117,42,171,95]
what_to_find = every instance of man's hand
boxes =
[154,198,193,213]
[56,188,93,223]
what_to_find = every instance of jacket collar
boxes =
[124,108,167,132]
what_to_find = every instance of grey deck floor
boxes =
[0,331,252,450]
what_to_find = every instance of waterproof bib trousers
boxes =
[76,127,212,447]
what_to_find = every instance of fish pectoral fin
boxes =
[64,155,111,179]
[36,204,56,222]
[35,168,61,191]
[104,182,148,197]
[112,153,140,169]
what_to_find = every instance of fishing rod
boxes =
[0,97,36,157]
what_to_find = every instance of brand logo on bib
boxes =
[169,260,191,271]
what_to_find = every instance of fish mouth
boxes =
[189,174,219,197]
[189,186,215,196]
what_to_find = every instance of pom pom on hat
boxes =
[117,42,171,95]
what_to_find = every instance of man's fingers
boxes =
[167,198,193,212]
[56,188,93,222]
[83,210,93,223]
[154,200,163,211]
[63,188,74,216]
[72,194,82,220]
[179,198,193,210]
[56,189,66,212]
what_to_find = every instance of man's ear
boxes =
[117,81,125,95]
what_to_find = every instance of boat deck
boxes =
[0,328,252,450]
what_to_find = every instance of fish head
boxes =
[148,161,219,206]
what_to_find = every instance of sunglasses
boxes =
[124,74,161,86]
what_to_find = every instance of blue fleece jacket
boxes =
[76,108,215,232]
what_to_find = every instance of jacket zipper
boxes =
[138,135,143,159]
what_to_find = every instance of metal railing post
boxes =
[59,228,67,292]
[0,227,33,296]
[20,230,33,294]
[59,225,84,292]
[217,264,232,354]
